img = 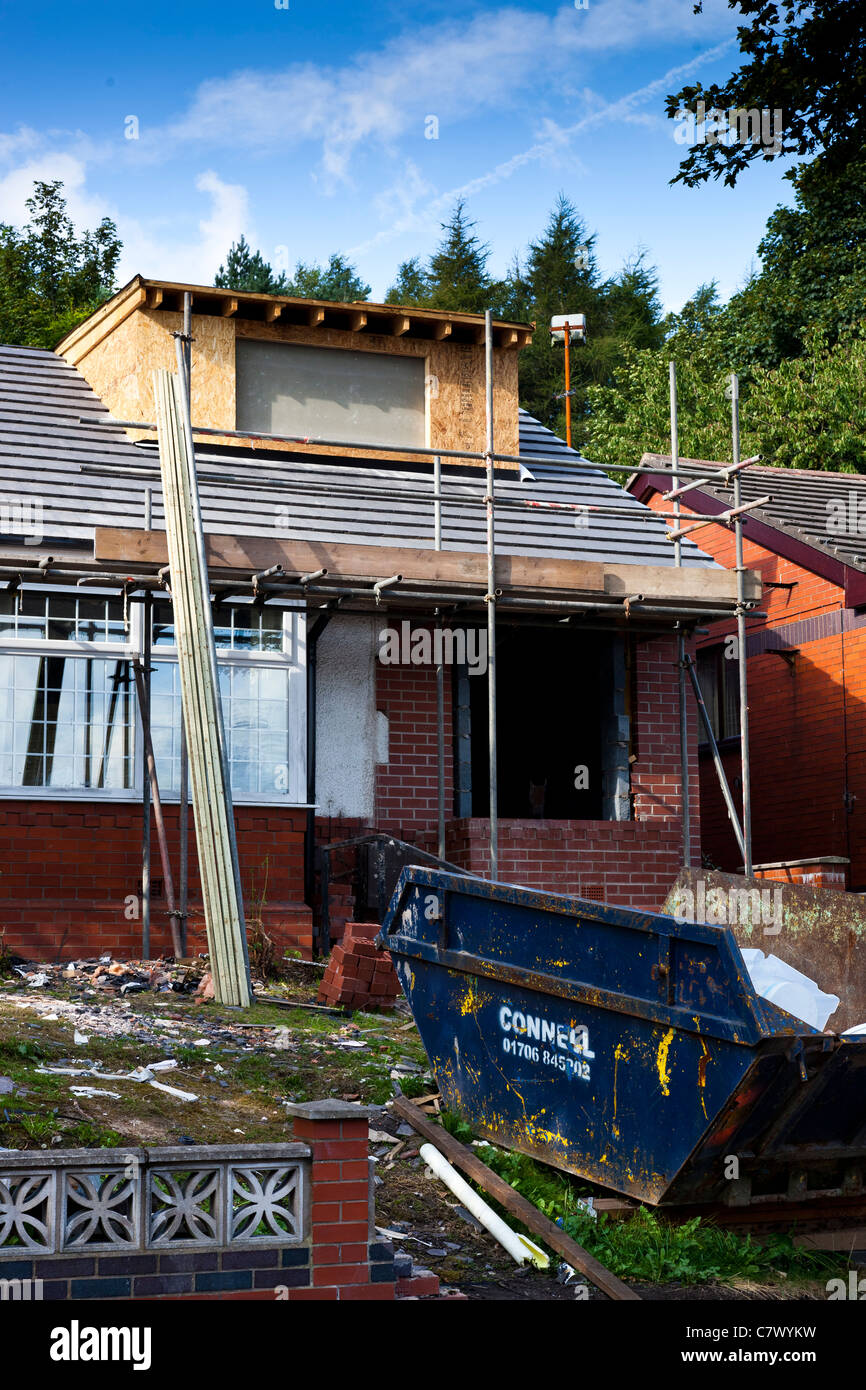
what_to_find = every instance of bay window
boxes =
[0,588,306,804]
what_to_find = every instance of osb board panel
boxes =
[65,310,234,443]
[57,283,146,363]
[68,306,520,468]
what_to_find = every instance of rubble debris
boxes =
[194,972,214,1001]
[36,1060,198,1102]
[318,922,401,1012]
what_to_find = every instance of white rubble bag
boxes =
[740,949,840,1030]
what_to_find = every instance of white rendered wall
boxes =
[315,615,380,819]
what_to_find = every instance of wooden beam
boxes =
[391,315,411,336]
[307,307,326,328]
[498,329,519,348]
[393,1099,640,1301]
[602,563,760,604]
[221,298,239,318]
[92,526,758,602]
[516,330,533,349]
[145,288,164,310]
[348,311,367,332]
[432,321,452,341]
[470,325,486,346]
[264,303,284,323]
[94,527,607,595]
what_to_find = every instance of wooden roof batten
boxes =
[56,275,535,353]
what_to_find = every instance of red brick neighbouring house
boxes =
[0,281,754,962]
[632,459,866,889]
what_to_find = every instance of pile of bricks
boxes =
[317,922,401,1011]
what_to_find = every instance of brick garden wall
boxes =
[0,1103,438,1302]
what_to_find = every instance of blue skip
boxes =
[379,868,866,1206]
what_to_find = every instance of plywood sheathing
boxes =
[60,296,521,466]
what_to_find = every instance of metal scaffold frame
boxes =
[665,365,761,876]
[76,305,767,904]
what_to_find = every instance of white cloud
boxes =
[0,153,107,229]
[193,170,251,273]
[158,1,735,187]
[349,36,735,258]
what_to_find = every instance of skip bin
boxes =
[380,868,866,1206]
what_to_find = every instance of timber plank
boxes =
[393,1097,640,1301]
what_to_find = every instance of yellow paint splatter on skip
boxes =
[459,985,477,1017]
[656,1028,675,1096]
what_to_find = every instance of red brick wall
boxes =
[374,648,454,846]
[375,632,698,909]
[0,802,312,961]
[1,630,700,961]
[643,492,862,880]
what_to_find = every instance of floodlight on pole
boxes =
[549,313,587,449]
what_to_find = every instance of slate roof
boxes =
[0,344,717,569]
[639,452,866,575]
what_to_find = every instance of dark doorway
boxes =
[468,627,608,819]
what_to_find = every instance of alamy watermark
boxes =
[378,621,487,676]
[673,879,782,936]
[826,493,866,536]
[673,102,783,155]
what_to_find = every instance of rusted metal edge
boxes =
[393,1097,641,1301]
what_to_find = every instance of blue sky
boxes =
[0,0,797,312]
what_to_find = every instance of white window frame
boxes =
[0,587,308,807]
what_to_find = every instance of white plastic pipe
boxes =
[420,1143,549,1269]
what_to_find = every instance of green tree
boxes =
[666,0,866,188]
[385,257,431,306]
[286,252,370,302]
[723,156,866,369]
[506,196,664,434]
[0,181,121,348]
[424,200,499,314]
[215,236,289,293]
[582,290,735,470]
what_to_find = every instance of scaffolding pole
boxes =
[81,416,753,480]
[434,454,446,862]
[141,590,151,959]
[485,311,498,880]
[178,291,192,954]
[670,362,691,870]
[683,654,746,861]
[731,373,753,876]
[132,649,184,959]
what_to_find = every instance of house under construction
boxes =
[0,277,761,960]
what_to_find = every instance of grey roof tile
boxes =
[0,345,716,569]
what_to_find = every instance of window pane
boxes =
[155,602,286,654]
[236,339,426,449]
[696,649,720,742]
[0,653,135,789]
[151,660,293,798]
[0,592,127,644]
